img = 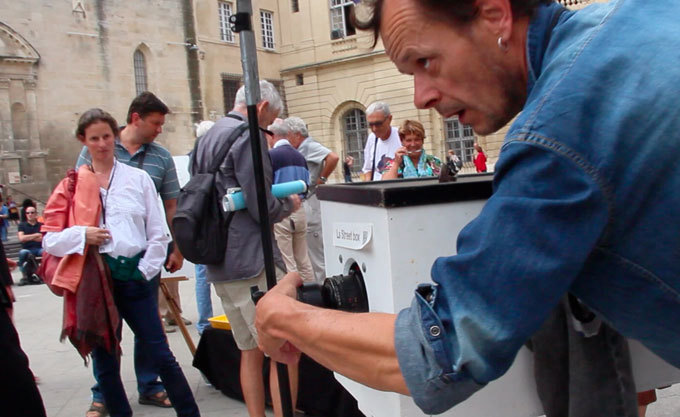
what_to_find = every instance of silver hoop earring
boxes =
[497,36,508,52]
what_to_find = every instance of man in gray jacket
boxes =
[192,80,300,417]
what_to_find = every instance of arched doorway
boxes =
[341,108,368,177]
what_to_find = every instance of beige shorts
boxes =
[213,268,283,351]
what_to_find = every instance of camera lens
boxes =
[297,282,325,307]
[322,270,368,312]
[296,265,369,312]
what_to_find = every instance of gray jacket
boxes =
[193,112,293,283]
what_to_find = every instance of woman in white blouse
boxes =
[43,109,200,417]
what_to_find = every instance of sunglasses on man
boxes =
[368,119,388,128]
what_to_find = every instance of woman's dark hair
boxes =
[76,108,119,139]
[353,0,554,47]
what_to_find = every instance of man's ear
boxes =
[256,100,270,115]
[130,112,142,124]
[475,0,513,42]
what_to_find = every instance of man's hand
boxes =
[6,258,17,271]
[256,272,303,365]
[288,194,301,212]
[165,248,184,273]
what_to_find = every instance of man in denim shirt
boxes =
[255,0,680,414]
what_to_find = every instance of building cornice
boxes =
[280,49,386,73]
[0,22,40,64]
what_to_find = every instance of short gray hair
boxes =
[234,80,283,114]
[366,101,391,117]
[195,120,215,138]
[285,116,309,138]
[268,119,289,136]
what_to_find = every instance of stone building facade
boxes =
[0,0,601,201]
[195,0,601,180]
[0,0,199,203]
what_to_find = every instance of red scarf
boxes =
[42,167,120,361]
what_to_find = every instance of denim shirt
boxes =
[394,0,680,413]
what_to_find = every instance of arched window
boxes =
[444,116,475,163]
[342,108,368,175]
[133,49,148,95]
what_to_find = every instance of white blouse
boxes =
[43,160,170,280]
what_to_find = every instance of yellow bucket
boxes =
[208,314,231,330]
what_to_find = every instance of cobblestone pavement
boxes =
[9,270,680,417]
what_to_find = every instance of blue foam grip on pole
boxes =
[222,180,308,212]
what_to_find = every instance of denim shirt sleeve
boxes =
[394,139,610,414]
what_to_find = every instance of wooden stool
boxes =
[159,276,196,355]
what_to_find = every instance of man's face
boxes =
[288,132,303,149]
[367,111,393,140]
[265,131,276,148]
[380,0,527,135]
[269,132,287,148]
[135,112,165,143]
[25,207,37,222]
[257,101,280,129]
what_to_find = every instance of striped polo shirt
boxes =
[269,139,310,197]
[76,139,180,200]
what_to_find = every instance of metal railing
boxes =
[3,184,47,206]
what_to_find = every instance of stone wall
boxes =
[1,0,196,201]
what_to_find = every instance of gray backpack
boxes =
[173,120,247,264]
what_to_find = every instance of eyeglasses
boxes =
[368,119,387,128]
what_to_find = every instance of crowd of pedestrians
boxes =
[1,84,485,417]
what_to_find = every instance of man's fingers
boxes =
[260,341,301,366]
[165,260,178,272]
[279,271,303,287]
[275,272,303,298]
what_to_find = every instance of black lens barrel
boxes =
[296,269,369,313]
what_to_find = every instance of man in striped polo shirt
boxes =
[76,92,183,413]
[267,119,314,283]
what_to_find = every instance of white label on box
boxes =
[332,222,372,250]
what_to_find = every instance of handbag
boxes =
[38,252,63,296]
[39,170,78,296]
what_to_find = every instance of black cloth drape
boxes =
[193,327,365,417]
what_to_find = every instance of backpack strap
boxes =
[207,122,249,174]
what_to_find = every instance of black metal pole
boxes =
[232,2,294,416]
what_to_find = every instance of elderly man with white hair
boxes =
[192,80,301,417]
[361,101,401,181]
[285,116,339,282]
[266,119,315,283]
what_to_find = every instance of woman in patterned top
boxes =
[382,119,441,179]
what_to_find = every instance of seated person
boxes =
[382,120,441,179]
[17,206,43,285]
